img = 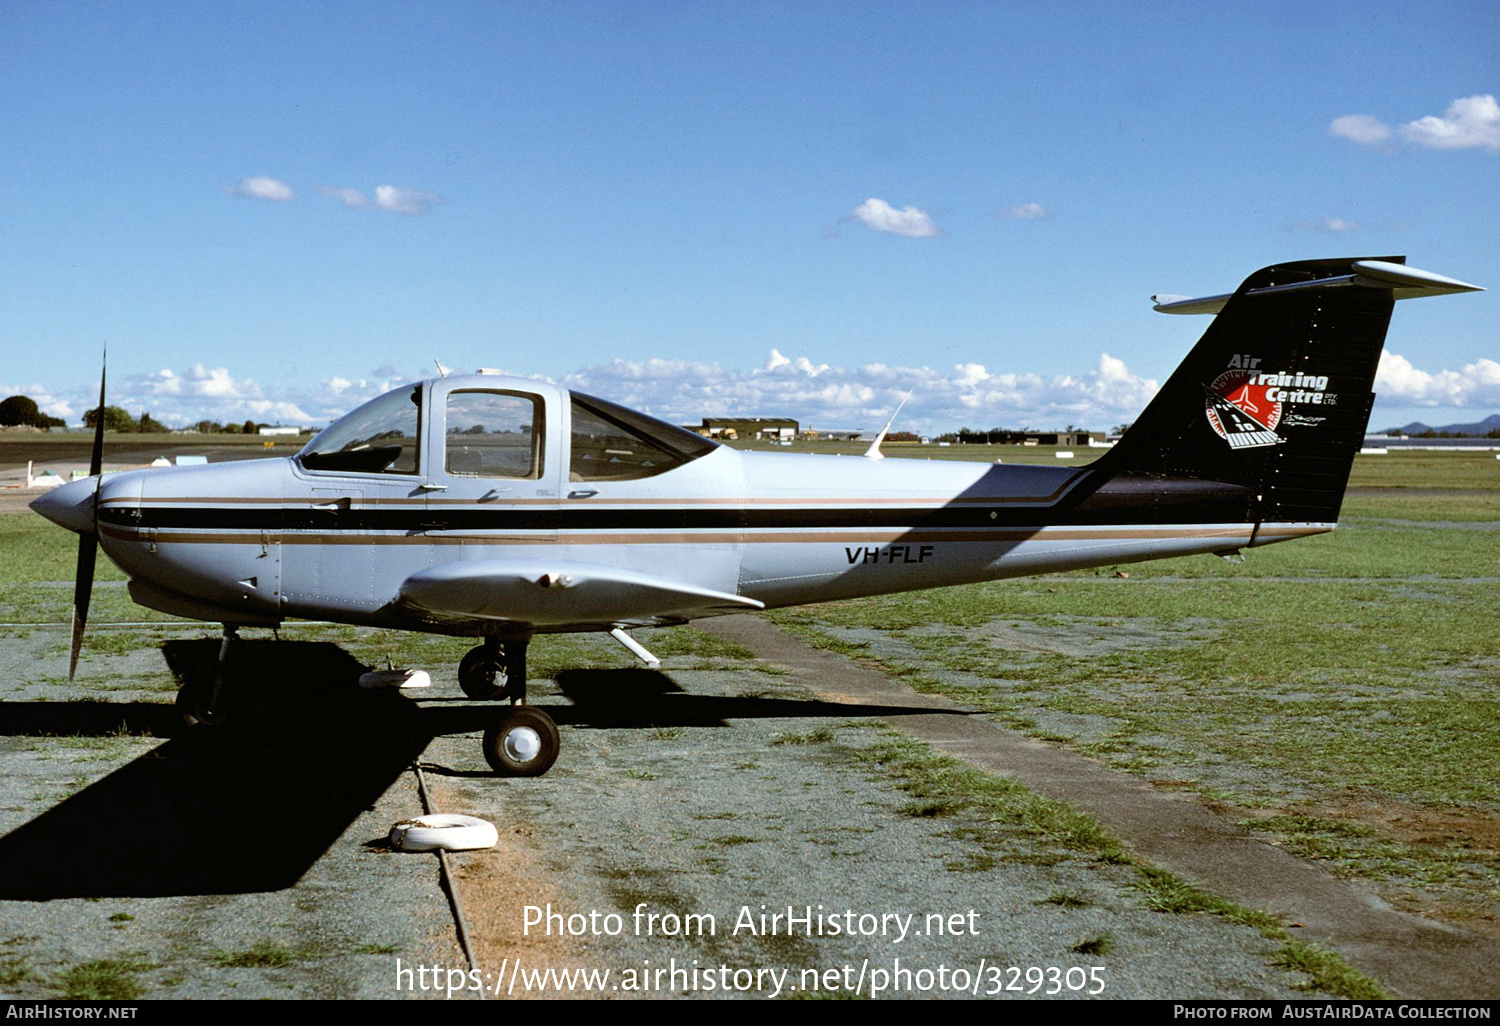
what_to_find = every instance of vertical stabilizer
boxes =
[1095,257,1479,524]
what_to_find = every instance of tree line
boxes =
[0,395,65,429]
[934,422,1131,443]
[1,394,272,434]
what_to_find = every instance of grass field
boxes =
[771,449,1500,932]
[3,447,1496,936]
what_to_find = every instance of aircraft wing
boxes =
[396,559,765,628]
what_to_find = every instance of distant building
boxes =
[692,417,798,441]
[258,426,302,436]
[955,429,1104,446]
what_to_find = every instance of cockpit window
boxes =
[446,391,543,479]
[569,391,718,482]
[299,384,421,474]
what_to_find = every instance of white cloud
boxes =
[317,186,369,209]
[1331,95,1500,153]
[1290,216,1412,233]
[147,365,244,398]
[110,365,316,425]
[8,364,437,429]
[0,382,76,420]
[1312,217,1361,233]
[231,177,294,202]
[996,202,1051,220]
[1376,351,1500,407]
[20,352,1496,436]
[314,184,445,214]
[848,197,942,237]
[1399,94,1500,152]
[1329,114,1393,147]
[561,350,1159,432]
[374,185,445,215]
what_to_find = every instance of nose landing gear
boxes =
[457,636,510,699]
[175,624,238,728]
[175,626,562,776]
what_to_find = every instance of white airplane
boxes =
[31,256,1482,777]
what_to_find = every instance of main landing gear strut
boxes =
[460,636,560,778]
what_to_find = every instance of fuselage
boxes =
[32,373,1326,638]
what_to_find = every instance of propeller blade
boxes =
[89,354,105,476]
[70,353,107,683]
[68,533,98,683]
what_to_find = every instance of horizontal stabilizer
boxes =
[1152,257,1482,315]
[398,560,764,628]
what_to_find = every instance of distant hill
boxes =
[1379,413,1500,437]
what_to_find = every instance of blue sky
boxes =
[2,1,1495,433]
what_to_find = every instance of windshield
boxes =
[299,384,421,473]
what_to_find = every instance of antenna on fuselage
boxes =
[434,359,450,377]
[862,387,914,460]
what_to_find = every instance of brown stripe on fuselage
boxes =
[1253,525,1334,539]
[100,524,1262,547]
[111,493,1078,508]
[108,467,1089,509]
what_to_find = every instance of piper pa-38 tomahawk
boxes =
[31,256,1482,777]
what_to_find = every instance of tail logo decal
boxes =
[1205,368,1282,449]
[1205,366,1339,450]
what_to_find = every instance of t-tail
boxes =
[1083,256,1482,530]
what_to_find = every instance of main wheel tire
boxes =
[483,707,560,777]
[458,644,509,700]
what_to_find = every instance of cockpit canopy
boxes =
[297,380,717,481]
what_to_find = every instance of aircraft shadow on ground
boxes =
[547,667,968,729]
[0,640,438,900]
[0,646,967,899]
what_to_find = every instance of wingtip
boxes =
[1352,259,1484,296]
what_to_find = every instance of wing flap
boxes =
[397,559,764,628]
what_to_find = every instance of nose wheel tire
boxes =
[483,707,560,777]
[458,643,509,700]
[175,680,228,728]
